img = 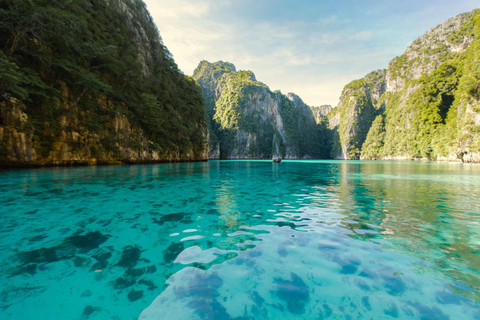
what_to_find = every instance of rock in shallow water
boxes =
[127,289,144,302]
[274,272,310,314]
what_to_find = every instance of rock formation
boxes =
[0,0,208,167]
[330,9,480,162]
[193,61,330,159]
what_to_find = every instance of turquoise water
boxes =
[1,160,479,319]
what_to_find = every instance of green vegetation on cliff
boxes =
[372,10,480,160]
[361,114,385,159]
[214,71,265,131]
[0,0,207,165]
[276,92,330,158]
[332,9,480,162]
[194,61,329,159]
[330,70,385,159]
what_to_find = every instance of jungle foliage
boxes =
[331,9,480,161]
[194,61,330,159]
[0,0,207,159]
[369,10,480,160]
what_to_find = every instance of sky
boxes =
[142,0,479,107]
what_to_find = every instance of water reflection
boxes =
[1,161,480,320]
[321,161,480,304]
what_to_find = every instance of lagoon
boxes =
[1,160,479,319]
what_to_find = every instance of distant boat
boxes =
[272,157,282,163]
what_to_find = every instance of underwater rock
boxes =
[114,276,136,290]
[91,249,113,271]
[170,270,238,319]
[115,245,142,269]
[93,251,112,262]
[163,242,185,264]
[187,299,232,320]
[378,268,406,296]
[250,291,265,306]
[18,231,109,265]
[138,279,157,290]
[73,256,90,267]
[9,264,37,277]
[332,254,361,275]
[18,246,69,263]
[358,268,378,279]
[124,265,157,278]
[187,272,223,299]
[323,303,333,318]
[65,231,109,252]
[81,290,92,297]
[361,296,371,311]
[173,270,223,299]
[152,213,186,226]
[125,267,148,278]
[355,278,370,291]
[318,240,341,253]
[127,289,144,302]
[408,302,450,320]
[277,240,294,257]
[274,272,310,314]
[436,289,472,305]
[82,305,100,317]
[28,234,47,243]
[90,261,108,271]
[384,303,399,318]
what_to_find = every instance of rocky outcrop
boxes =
[311,105,332,124]
[0,99,36,163]
[328,70,386,159]
[331,9,480,162]
[193,61,330,159]
[0,0,208,167]
[386,11,476,93]
[0,95,207,167]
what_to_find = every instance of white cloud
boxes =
[142,0,480,107]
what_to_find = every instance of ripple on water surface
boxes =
[0,160,479,319]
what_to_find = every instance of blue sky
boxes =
[143,0,479,107]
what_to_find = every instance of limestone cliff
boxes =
[329,70,386,159]
[311,105,332,124]
[331,9,480,162]
[0,0,208,167]
[193,61,329,159]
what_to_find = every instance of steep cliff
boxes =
[311,105,332,124]
[332,9,480,162]
[0,0,208,167]
[329,70,386,159]
[193,61,330,159]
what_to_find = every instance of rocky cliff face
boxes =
[0,0,208,167]
[193,61,329,159]
[331,9,480,162]
[311,105,332,124]
[329,70,386,159]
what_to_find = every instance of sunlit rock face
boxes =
[330,9,480,162]
[193,60,330,159]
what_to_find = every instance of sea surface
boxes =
[0,160,479,320]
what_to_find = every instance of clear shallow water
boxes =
[0,160,479,320]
